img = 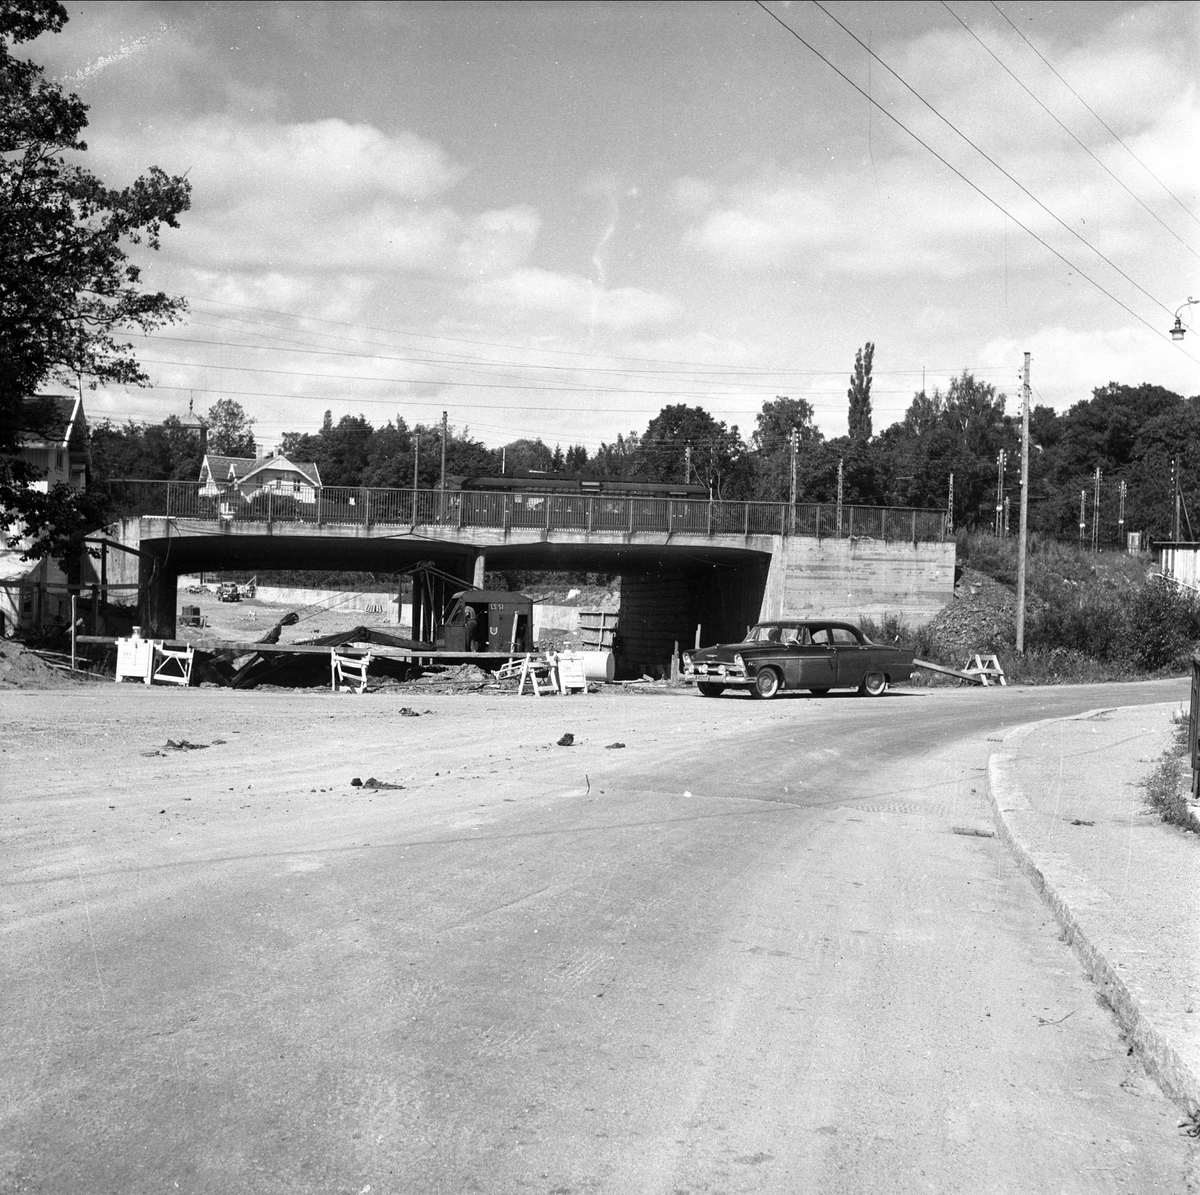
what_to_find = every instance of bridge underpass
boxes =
[103,519,772,679]
[94,484,954,679]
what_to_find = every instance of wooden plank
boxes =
[912,657,985,684]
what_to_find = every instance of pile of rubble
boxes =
[0,643,101,689]
[922,568,1024,664]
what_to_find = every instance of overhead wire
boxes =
[812,0,1178,317]
[989,0,1199,230]
[753,1,1200,366]
[940,0,1200,261]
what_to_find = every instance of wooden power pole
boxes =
[1015,352,1030,653]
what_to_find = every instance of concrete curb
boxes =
[986,716,1200,1117]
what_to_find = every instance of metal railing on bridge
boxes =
[101,480,949,543]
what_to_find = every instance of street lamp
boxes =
[1171,296,1197,341]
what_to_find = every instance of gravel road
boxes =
[3,679,1196,1193]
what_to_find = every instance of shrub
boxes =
[1125,577,1200,672]
[1139,751,1194,828]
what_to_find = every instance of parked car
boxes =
[217,583,241,603]
[681,619,915,699]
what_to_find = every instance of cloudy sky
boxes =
[28,0,1200,454]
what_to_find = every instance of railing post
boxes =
[744,502,750,536]
[707,500,713,536]
[667,499,674,532]
[364,489,372,528]
[267,489,273,523]
[628,498,634,536]
[587,496,594,533]
[848,505,854,538]
[912,509,917,543]
[316,488,323,526]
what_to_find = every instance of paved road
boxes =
[3,679,1196,1193]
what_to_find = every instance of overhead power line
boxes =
[941,0,1200,262]
[989,0,1200,230]
[186,297,1009,383]
[753,1,1200,365]
[813,0,1178,315]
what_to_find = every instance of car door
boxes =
[795,627,837,689]
[829,626,869,688]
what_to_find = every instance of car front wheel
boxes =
[858,671,887,697]
[752,668,781,699]
[697,683,725,697]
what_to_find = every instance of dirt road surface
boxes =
[3,679,1197,1193]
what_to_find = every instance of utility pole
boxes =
[836,457,844,536]
[501,445,506,475]
[994,450,1007,537]
[412,433,420,523]
[1079,490,1087,547]
[1016,353,1030,652]
[1118,480,1127,548]
[947,471,954,535]
[1091,466,1102,552]
[789,428,798,535]
[684,443,692,485]
[1172,458,1181,541]
[439,410,448,495]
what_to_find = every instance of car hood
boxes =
[690,641,769,664]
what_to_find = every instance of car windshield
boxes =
[746,624,785,642]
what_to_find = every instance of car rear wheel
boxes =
[752,668,781,699]
[808,687,830,696]
[697,683,725,697]
[859,671,887,697]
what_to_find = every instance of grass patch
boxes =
[1138,711,1198,831]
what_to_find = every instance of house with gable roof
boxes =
[198,449,322,504]
[1,392,91,634]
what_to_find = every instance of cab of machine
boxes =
[438,589,533,654]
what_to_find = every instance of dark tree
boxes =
[847,342,875,445]
[639,404,749,497]
[502,438,553,473]
[750,396,823,501]
[1,0,190,559]
[205,399,256,457]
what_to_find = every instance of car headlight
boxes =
[682,652,692,669]
[733,654,745,671]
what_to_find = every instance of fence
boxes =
[101,480,949,543]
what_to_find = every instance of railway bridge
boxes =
[94,480,955,677]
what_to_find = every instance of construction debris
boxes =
[557,733,575,746]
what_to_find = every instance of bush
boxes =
[1125,577,1200,672]
[1137,748,1195,830]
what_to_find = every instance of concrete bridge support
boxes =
[138,551,178,639]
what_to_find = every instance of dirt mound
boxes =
[0,643,103,689]
[923,569,1021,664]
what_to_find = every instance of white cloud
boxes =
[979,324,1198,412]
[104,116,541,278]
[184,117,460,204]
[464,268,680,330]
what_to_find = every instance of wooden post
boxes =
[412,433,420,527]
[1016,352,1031,652]
[71,595,77,671]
